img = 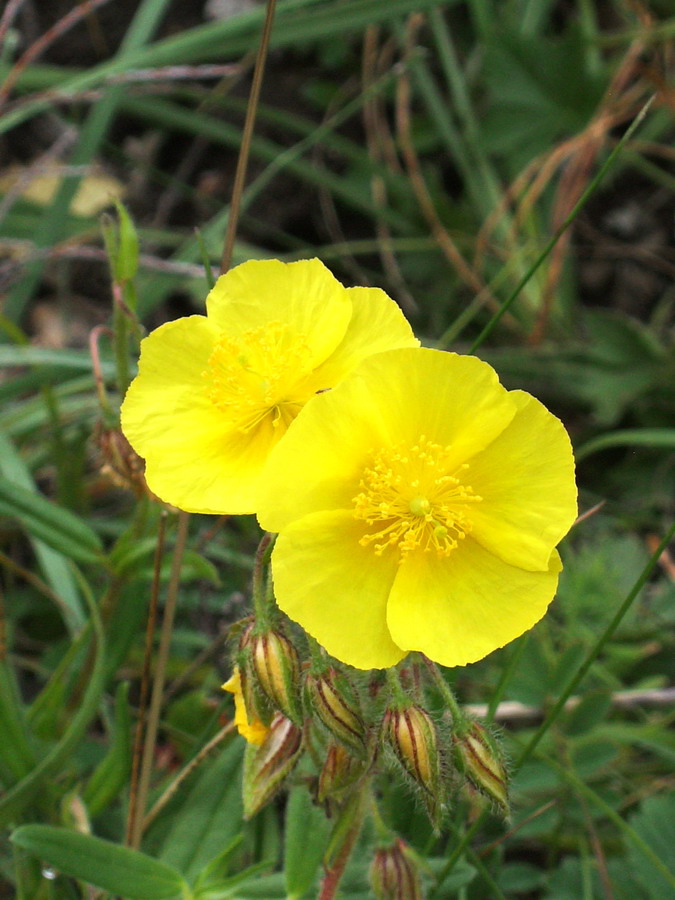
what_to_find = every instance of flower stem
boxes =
[251,532,274,626]
[421,656,469,733]
[385,665,409,707]
[319,786,369,900]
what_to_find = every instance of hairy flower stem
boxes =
[307,634,330,674]
[320,786,369,900]
[251,532,274,627]
[422,656,469,734]
[385,666,409,708]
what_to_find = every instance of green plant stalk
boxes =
[126,510,167,847]
[112,288,131,399]
[538,749,675,889]
[469,95,655,353]
[486,634,529,724]
[421,657,468,733]
[515,520,675,770]
[430,815,483,900]
[445,820,508,900]
[251,532,275,626]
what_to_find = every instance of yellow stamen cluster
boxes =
[204,322,313,433]
[353,436,482,561]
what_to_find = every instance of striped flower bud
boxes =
[316,742,365,806]
[369,839,423,900]
[243,713,303,819]
[305,669,368,759]
[383,705,440,798]
[453,721,509,816]
[251,629,301,724]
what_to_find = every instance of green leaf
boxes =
[83,681,132,816]
[0,345,115,375]
[0,587,106,827]
[0,474,103,565]
[0,659,36,786]
[284,783,332,899]
[627,795,675,900]
[160,740,244,882]
[11,826,190,900]
[114,199,141,285]
[0,428,85,629]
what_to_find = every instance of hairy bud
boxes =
[453,721,509,816]
[306,669,368,759]
[243,713,303,819]
[369,839,424,900]
[383,705,440,797]
[316,742,365,807]
[250,629,301,724]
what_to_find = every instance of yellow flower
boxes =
[257,348,577,670]
[120,259,418,514]
[222,667,269,746]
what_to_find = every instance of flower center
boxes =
[352,436,482,561]
[204,323,314,433]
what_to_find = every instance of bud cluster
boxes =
[224,613,510,827]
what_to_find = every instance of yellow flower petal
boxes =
[466,390,578,571]
[271,510,404,669]
[386,543,562,667]
[141,424,274,514]
[222,667,269,746]
[258,348,516,533]
[310,286,419,387]
[206,258,351,369]
[121,316,266,513]
[122,260,416,515]
[121,316,219,454]
[261,347,575,669]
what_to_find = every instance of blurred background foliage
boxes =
[0,0,673,897]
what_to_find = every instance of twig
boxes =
[142,721,234,830]
[0,0,26,51]
[163,623,230,703]
[126,510,168,848]
[466,687,675,724]
[220,0,277,274]
[0,0,115,106]
[396,15,494,305]
[130,510,190,847]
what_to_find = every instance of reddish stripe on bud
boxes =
[370,839,423,900]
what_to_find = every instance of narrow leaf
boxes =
[0,475,103,565]
[11,826,189,900]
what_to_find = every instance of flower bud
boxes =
[242,713,303,819]
[453,721,509,816]
[95,422,153,499]
[383,705,440,799]
[369,839,423,900]
[305,669,368,759]
[316,742,365,806]
[250,629,301,724]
